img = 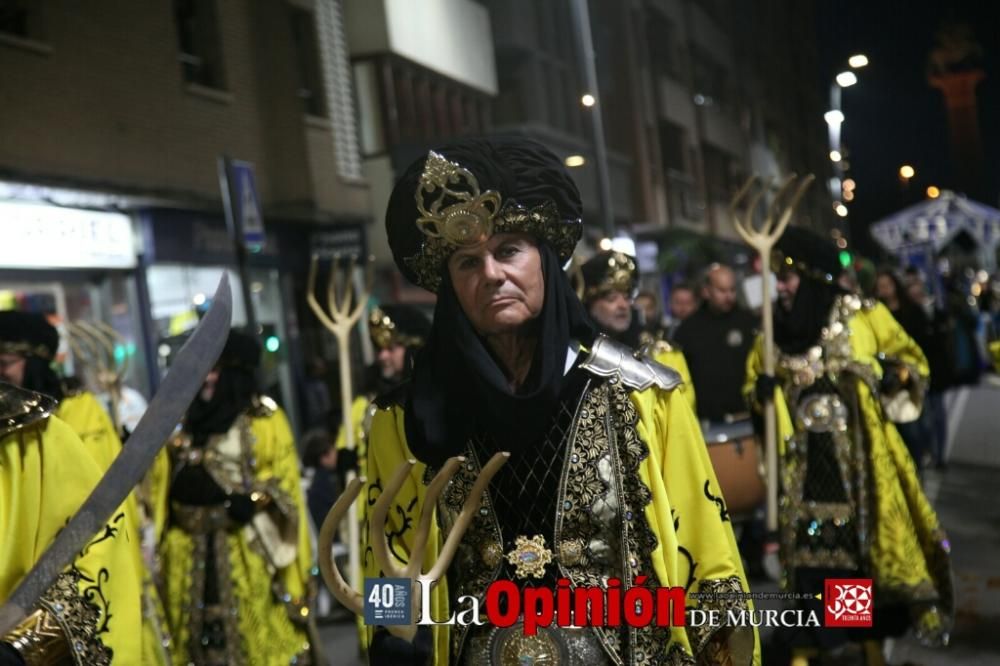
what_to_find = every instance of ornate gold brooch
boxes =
[506,535,553,579]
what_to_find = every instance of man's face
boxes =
[776,270,800,311]
[589,290,632,334]
[447,233,545,337]
[906,281,926,305]
[670,289,697,321]
[377,344,407,379]
[705,267,737,313]
[0,353,26,387]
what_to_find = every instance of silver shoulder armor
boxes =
[579,336,683,392]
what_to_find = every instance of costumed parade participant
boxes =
[580,250,697,411]
[335,304,431,479]
[354,136,758,665]
[0,390,141,663]
[0,312,152,665]
[744,227,953,662]
[154,330,313,665]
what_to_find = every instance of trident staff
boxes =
[306,254,373,595]
[730,174,814,534]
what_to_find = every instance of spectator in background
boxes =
[302,428,339,531]
[634,289,666,338]
[906,274,956,469]
[666,282,698,340]
[302,356,332,430]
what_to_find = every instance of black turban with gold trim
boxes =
[580,250,638,303]
[385,136,583,292]
[369,304,431,350]
[773,225,843,284]
[0,311,59,360]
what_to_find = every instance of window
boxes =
[701,143,734,202]
[659,120,686,174]
[0,0,43,41]
[692,49,728,109]
[645,8,678,79]
[288,5,326,117]
[174,0,226,89]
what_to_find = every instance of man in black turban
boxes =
[356,136,758,665]
[745,226,953,661]
[153,329,315,664]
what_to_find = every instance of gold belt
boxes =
[171,502,233,534]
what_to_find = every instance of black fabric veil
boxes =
[404,244,595,468]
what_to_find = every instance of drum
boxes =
[701,418,765,516]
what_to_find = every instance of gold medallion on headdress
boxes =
[585,251,637,301]
[415,151,502,246]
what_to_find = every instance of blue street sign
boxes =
[230,160,265,251]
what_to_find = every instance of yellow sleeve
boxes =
[335,396,370,451]
[743,334,795,455]
[56,392,123,471]
[363,406,450,664]
[865,301,930,379]
[0,416,142,665]
[655,347,697,413]
[251,408,315,603]
[633,387,760,665]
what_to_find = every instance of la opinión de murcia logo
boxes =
[824,578,873,628]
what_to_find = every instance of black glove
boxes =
[0,642,25,666]
[369,625,433,666]
[336,448,359,475]
[878,365,909,395]
[754,374,778,404]
[225,494,257,525]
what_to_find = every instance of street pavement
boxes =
[316,384,1000,666]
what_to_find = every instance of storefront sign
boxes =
[0,200,135,269]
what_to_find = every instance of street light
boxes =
[835,71,858,87]
[848,54,869,69]
[824,110,845,125]
[564,155,586,167]
[830,150,843,162]
[835,203,849,217]
[899,165,915,180]
[581,93,596,107]
[927,185,941,198]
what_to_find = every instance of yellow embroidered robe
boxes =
[1,388,141,665]
[156,401,314,665]
[744,295,953,644]
[361,347,760,665]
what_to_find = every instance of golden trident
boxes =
[306,253,375,598]
[317,451,508,640]
[729,174,814,534]
[66,320,130,434]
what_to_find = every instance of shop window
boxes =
[0,0,44,41]
[288,4,326,117]
[174,0,226,89]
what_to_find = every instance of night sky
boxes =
[815,0,1000,258]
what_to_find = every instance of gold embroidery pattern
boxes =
[403,200,581,292]
[433,449,503,660]
[36,569,113,666]
[686,576,753,663]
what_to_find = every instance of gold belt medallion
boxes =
[506,534,553,579]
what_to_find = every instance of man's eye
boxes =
[497,245,519,258]
[458,256,478,269]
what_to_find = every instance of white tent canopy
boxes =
[871,192,1000,267]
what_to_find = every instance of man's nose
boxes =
[481,255,505,282]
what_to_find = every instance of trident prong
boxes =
[66,320,129,434]
[318,451,509,641]
[729,173,814,536]
[306,253,375,602]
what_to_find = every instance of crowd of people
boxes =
[0,134,985,665]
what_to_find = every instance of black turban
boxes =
[385,135,583,292]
